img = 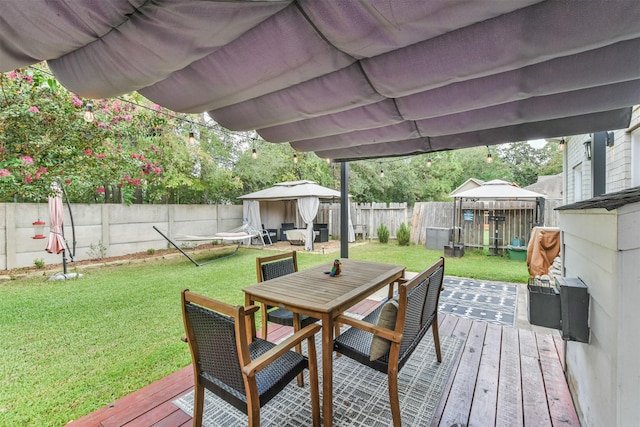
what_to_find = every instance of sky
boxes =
[529,139,547,148]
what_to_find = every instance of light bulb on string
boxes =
[426,158,432,168]
[559,137,565,151]
[293,153,298,163]
[486,146,493,164]
[380,169,384,178]
[188,132,195,144]
[252,148,257,159]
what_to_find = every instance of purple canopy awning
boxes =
[1,0,638,161]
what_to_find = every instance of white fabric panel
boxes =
[0,0,144,70]
[315,108,633,161]
[397,39,640,120]
[209,64,383,131]
[296,196,320,251]
[298,0,541,58]
[294,80,640,152]
[49,0,290,98]
[362,0,640,98]
[242,200,262,242]
[292,121,420,152]
[258,99,403,143]
[139,4,355,112]
[415,80,640,137]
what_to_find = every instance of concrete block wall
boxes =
[0,203,243,270]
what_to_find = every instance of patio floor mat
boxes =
[439,277,518,327]
[174,334,462,426]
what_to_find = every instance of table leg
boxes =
[321,314,334,427]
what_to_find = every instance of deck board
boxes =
[496,326,524,427]
[68,304,578,427]
[468,322,501,426]
[438,320,486,426]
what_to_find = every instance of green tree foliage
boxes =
[498,141,562,187]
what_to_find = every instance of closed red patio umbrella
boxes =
[45,191,66,255]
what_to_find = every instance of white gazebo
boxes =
[240,180,355,251]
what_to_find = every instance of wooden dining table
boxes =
[243,258,405,426]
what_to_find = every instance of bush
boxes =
[87,241,107,260]
[397,223,411,246]
[146,248,155,255]
[377,224,390,243]
[33,258,45,269]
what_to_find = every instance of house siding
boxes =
[566,106,640,200]
[560,106,640,427]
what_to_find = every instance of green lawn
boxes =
[0,243,528,426]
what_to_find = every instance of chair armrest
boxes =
[244,305,261,316]
[335,314,402,343]
[242,323,321,377]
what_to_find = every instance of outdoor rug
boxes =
[174,333,462,426]
[438,277,518,326]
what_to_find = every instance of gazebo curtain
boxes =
[242,200,262,243]
[297,196,320,251]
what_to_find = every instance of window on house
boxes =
[573,165,583,202]
[632,129,640,187]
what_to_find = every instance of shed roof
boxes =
[557,186,640,211]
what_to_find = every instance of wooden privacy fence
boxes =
[319,199,560,247]
[317,202,410,240]
[458,200,538,251]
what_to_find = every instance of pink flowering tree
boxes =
[0,64,201,203]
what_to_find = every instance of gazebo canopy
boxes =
[454,179,546,200]
[240,181,354,251]
[1,1,638,161]
[239,180,343,201]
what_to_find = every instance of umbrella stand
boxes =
[47,181,82,281]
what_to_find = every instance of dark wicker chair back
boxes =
[259,256,296,281]
[181,289,321,427]
[333,257,445,426]
[184,303,246,399]
[255,252,318,387]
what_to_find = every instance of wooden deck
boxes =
[67,298,579,426]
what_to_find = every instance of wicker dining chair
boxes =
[181,289,321,427]
[333,257,445,427]
[256,252,319,341]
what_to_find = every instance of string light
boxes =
[559,137,565,150]
[252,148,257,159]
[326,158,331,164]
[188,132,195,144]
[83,103,94,122]
[426,158,432,168]
[380,169,384,178]
[31,66,269,149]
[486,146,493,164]
[293,153,298,163]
